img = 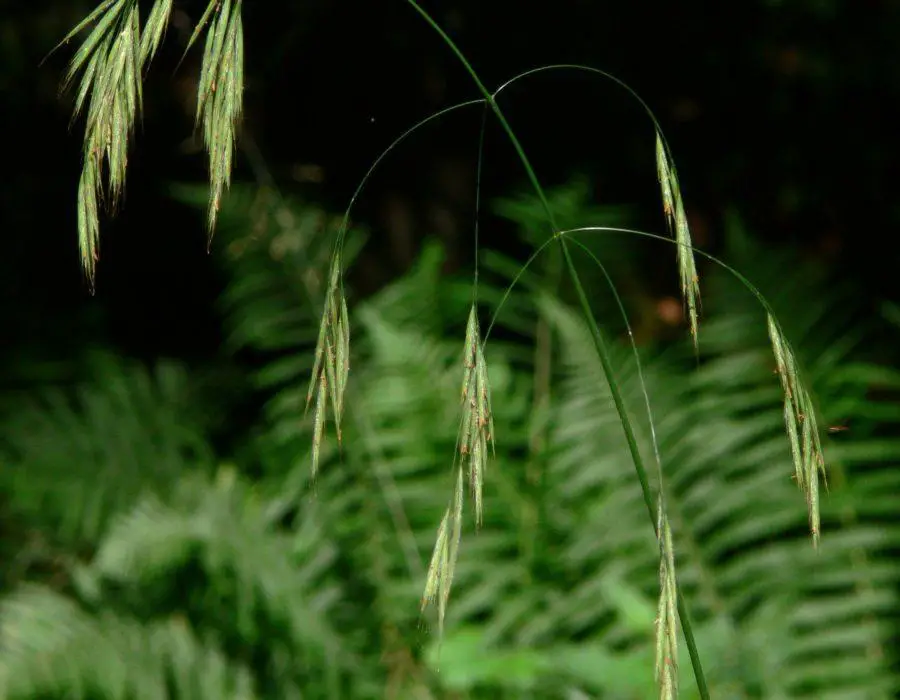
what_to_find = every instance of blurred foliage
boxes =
[2,3,898,696]
[2,179,900,698]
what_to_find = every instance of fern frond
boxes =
[536,245,900,697]
[0,355,214,547]
[201,184,898,696]
[85,470,349,662]
[0,585,257,699]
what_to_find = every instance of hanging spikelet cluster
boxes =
[188,0,245,236]
[458,305,495,525]
[420,468,464,638]
[421,304,494,637]
[655,131,701,345]
[61,0,173,286]
[61,0,243,285]
[767,315,826,543]
[306,260,350,478]
[655,495,679,700]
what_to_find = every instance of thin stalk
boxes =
[559,240,707,698]
[404,1,557,233]
[404,1,710,696]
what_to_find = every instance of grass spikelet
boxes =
[655,495,678,700]
[306,259,350,478]
[421,467,464,639]
[458,305,494,527]
[767,314,826,543]
[655,131,700,345]
[140,0,173,65]
[58,0,151,286]
[420,305,493,641]
[58,0,178,286]
[194,0,244,238]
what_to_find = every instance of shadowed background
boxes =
[4,0,899,366]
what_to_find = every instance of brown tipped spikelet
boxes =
[655,494,679,700]
[458,304,494,527]
[60,0,171,286]
[421,304,495,638]
[656,131,701,345]
[307,259,350,478]
[767,315,827,544]
[61,0,243,285]
[188,0,245,238]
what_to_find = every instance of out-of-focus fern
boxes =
[0,353,214,550]
[77,467,355,697]
[497,223,900,698]
[0,585,257,699]
[212,190,900,697]
[3,187,898,698]
[1,466,366,698]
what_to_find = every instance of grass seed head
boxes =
[307,259,351,477]
[421,468,465,638]
[457,305,493,527]
[767,314,826,544]
[63,0,145,286]
[421,305,495,641]
[195,0,244,237]
[61,0,182,286]
[655,130,701,346]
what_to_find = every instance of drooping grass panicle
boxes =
[61,0,243,285]
[767,314,826,543]
[421,467,464,639]
[61,0,165,286]
[306,258,350,478]
[458,304,494,527]
[419,304,494,640]
[655,494,679,700]
[193,0,245,238]
[656,131,701,345]
[563,223,830,547]
[402,6,709,688]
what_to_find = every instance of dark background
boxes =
[3,0,899,381]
